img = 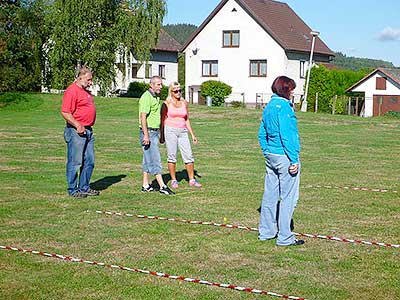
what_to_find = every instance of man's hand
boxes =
[76,124,86,135]
[142,134,150,145]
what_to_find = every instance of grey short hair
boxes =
[76,66,92,79]
[150,75,162,84]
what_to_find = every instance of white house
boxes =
[346,68,400,117]
[181,0,334,106]
[106,29,181,95]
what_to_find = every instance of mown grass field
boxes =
[0,93,399,300]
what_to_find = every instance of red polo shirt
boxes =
[61,83,96,126]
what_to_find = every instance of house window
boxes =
[250,60,267,77]
[132,63,141,78]
[159,65,166,79]
[145,64,152,78]
[300,61,306,78]
[202,60,218,77]
[223,30,240,47]
[376,77,386,90]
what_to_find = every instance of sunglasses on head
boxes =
[172,89,182,94]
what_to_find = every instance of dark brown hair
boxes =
[271,76,296,100]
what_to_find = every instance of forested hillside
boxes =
[162,23,197,45]
[332,52,397,71]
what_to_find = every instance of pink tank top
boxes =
[165,103,187,128]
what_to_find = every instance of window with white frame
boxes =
[202,60,218,77]
[300,61,306,78]
[159,65,166,79]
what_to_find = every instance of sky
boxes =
[164,0,400,67]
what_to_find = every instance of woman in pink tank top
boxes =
[161,82,202,188]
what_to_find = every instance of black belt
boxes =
[140,127,159,131]
[66,123,93,131]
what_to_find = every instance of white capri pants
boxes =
[164,125,194,164]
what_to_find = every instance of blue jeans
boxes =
[259,154,300,245]
[64,127,95,195]
[140,129,162,175]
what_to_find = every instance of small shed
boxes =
[346,68,400,117]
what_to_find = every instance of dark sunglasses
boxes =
[172,89,182,93]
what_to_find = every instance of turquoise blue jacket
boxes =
[258,93,300,164]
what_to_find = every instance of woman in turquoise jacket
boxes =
[258,76,304,246]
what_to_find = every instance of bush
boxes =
[384,111,400,118]
[230,101,245,108]
[126,81,169,100]
[126,82,150,98]
[159,86,168,100]
[200,80,232,107]
[306,65,367,113]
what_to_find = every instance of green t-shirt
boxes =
[138,90,161,129]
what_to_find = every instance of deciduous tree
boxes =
[0,0,48,92]
[47,0,166,91]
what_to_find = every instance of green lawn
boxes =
[0,94,399,300]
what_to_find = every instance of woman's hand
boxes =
[192,135,198,144]
[288,164,299,175]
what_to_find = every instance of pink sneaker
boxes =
[189,179,202,187]
[171,180,179,189]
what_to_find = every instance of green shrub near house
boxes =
[384,111,400,118]
[307,65,367,114]
[126,82,168,100]
[200,80,232,107]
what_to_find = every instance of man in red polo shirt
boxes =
[61,66,99,198]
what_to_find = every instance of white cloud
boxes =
[377,27,400,41]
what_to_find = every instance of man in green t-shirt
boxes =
[139,76,174,195]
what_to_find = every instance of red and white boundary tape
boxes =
[304,184,398,193]
[0,245,306,300]
[96,211,400,249]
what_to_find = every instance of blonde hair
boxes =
[167,81,181,102]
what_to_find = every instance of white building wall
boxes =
[113,52,178,93]
[185,0,293,104]
[352,73,400,117]
[285,59,307,103]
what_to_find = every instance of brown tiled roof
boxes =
[346,68,400,92]
[384,68,400,86]
[182,0,334,56]
[153,29,181,52]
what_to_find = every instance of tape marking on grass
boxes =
[95,210,400,249]
[0,245,306,300]
[304,185,398,193]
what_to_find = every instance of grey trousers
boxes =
[164,125,194,164]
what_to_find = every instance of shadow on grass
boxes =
[90,175,127,191]
[151,169,201,189]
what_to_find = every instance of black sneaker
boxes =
[159,185,175,195]
[289,239,305,246]
[71,191,87,198]
[141,185,154,192]
[82,188,100,196]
